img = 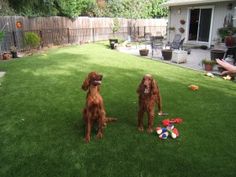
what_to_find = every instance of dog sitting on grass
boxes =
[81,71,117,143]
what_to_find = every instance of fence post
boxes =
[67,28,70,44]
[144,26,146,35]
[39,30,43,48]
[92,28,95,42]
[12,31,17,48]
[138,26,140,36]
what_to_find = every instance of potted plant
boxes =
[168,27,176,31]
[139,48,149,56]
[202,59,216,71]
[109,18,120,49]
[139,41,149,56]
[161,49,172,60]
[10,46,18,58]
[218,27,236,43]
[180,19,185,25]
[179,27,185,33]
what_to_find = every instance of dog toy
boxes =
[188,84,199,91]
[156,124,179,139]
[223,75,231,80]
[162,118,183,126]
[205,72,214,78]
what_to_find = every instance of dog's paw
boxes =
[147,127,153,133]
[96,132,103,139]
[138,126,144,132]
[84,136,90,143]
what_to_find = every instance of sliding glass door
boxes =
[188,8,212,42]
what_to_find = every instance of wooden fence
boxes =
[0,16,167,51]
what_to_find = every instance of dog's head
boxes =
[82,72,103,91]
[137,74,159,95]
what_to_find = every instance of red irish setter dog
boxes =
[82,71,116,143]
[137,74,163,133]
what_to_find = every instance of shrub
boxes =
[24,32,41,49]
[218,27,236,41]
[0,31,5,43]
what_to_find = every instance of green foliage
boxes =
[149,0,168,18]
[24,32,41,48]
[218,27,236,40]
[5,0,168,18]
[8,0,96,18]
[111,18,120,35]
[95,0,168,18]
[0,31,5,43]
[0,0,15,15]
[202,59,216,65]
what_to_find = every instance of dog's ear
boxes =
[81,77,89,91]
[137,78,144,94]
[151,79,159,95]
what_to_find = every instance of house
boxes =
[162,0,236,47]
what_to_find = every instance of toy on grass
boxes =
[162,118,183,126]
[223,75,231,80]
[205,72,214,78]
[188,84,199,91]
[156,124,179,139]
[159,131,169,139]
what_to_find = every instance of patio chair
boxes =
[167,34,185,50]
[151,36,164,57]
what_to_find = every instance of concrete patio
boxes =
[117,44,213,72]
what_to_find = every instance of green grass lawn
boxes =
[0,43,236,177]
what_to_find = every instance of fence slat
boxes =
[0,16,167,52]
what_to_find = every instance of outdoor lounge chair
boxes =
[167,34,185,50]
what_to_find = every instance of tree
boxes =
[149,0,168,18]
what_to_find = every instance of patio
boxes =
[117,44,212,72]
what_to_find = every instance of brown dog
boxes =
[137,74,163,133]
[81,71,116,143]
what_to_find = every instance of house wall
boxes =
[167,1,236,47]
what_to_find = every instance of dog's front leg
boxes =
[147,110,155,133]
[138,108,144,132]
[96,111,105,139]
[85,117,91,143]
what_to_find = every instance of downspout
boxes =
[168,7,171,42]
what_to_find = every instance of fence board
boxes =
[0,16,167,52]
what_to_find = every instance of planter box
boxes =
[139,49,149,56]
[161,49,172,60]
[171,50,187,63]
[210,49,225,60]
[109,39,118,49]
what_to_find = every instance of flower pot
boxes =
[139,49,149,56]
[224,36,234,47]
[204,64,213,71]
[2,53,11,60]
[161,49,172,60]
[210,49,225,60]
[109,39,118,49]
[11,51,18,58]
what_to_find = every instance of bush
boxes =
[24,32,41,49]
[218,27,236,41]
[0,31,5,43]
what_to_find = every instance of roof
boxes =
[162,0,234,7]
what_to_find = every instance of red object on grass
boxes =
[162,118,183,126]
